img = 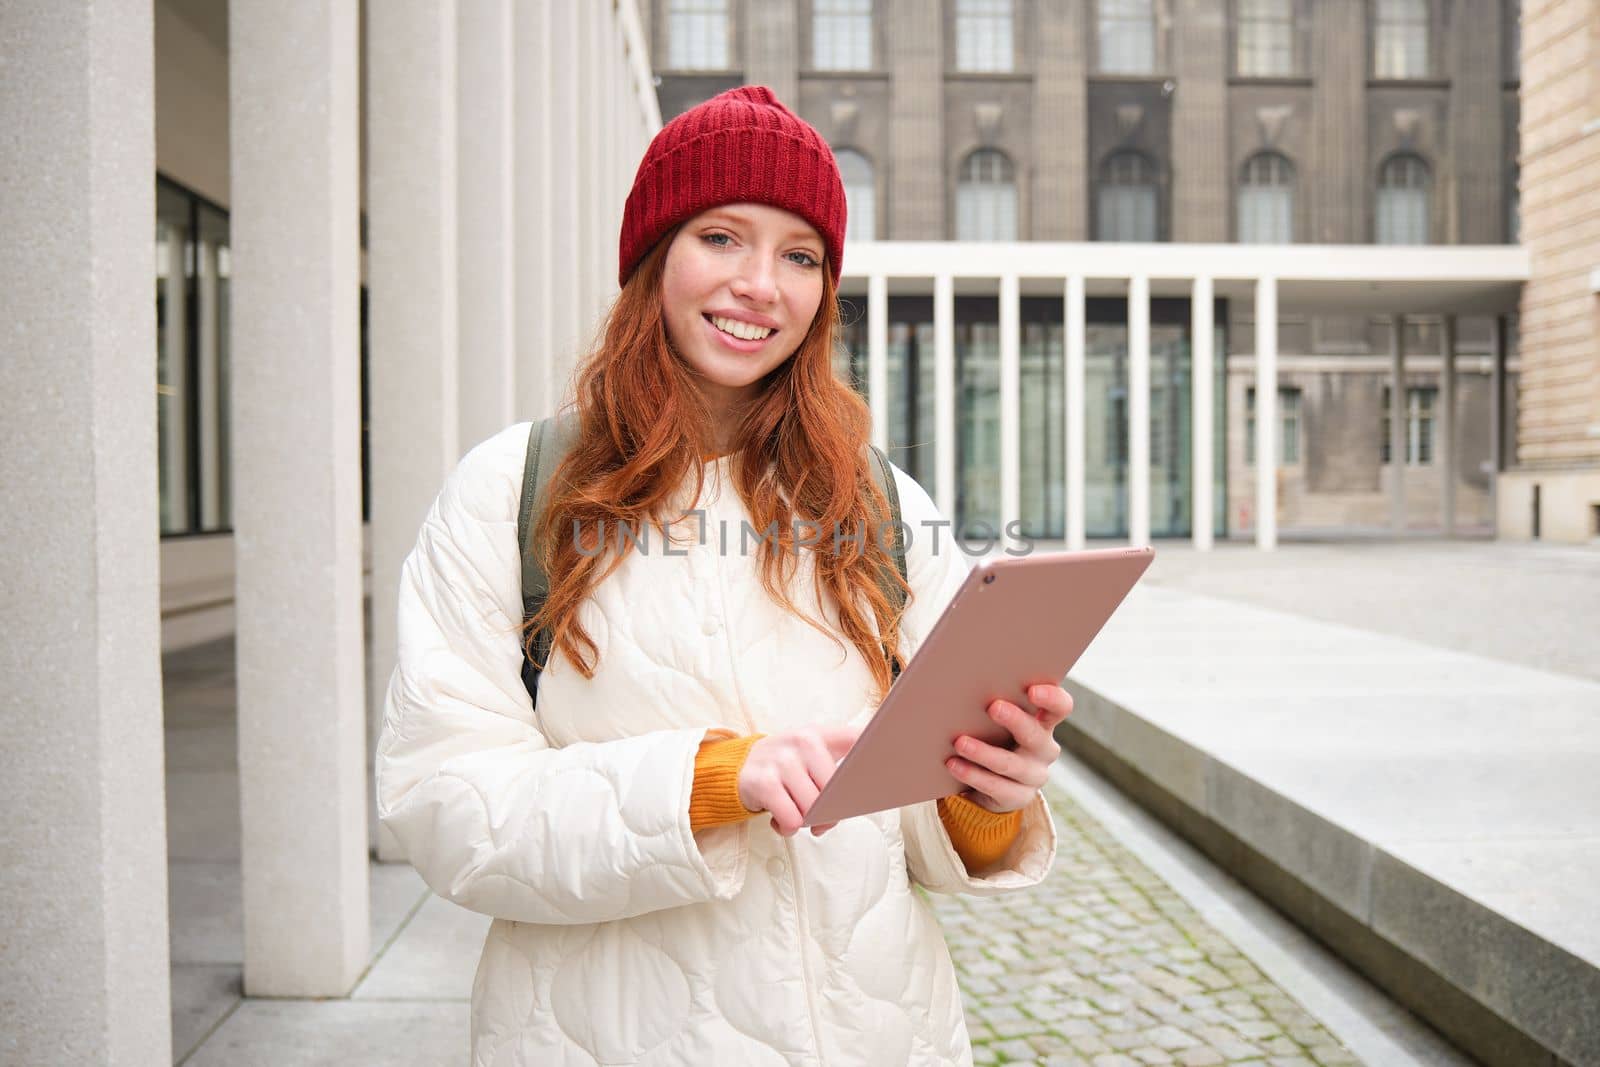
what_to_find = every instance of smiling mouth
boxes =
[703,313,777,347]
[704,313,777,342]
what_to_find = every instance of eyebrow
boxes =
[703,210,821,245]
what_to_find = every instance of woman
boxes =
[376,85,1068,1067]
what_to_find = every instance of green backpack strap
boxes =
[865,444,909,680]
[517,411,578,708]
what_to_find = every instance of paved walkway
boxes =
[933,786,1358,1067]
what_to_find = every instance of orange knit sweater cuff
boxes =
[937,793,1026,872]
[691,734,765,830]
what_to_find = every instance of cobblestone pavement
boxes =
[928,784,1362,1067]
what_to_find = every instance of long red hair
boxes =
[523,222,909,703]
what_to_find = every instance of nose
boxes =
[729,252,779,306]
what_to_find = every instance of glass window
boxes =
[1374,0,1429,79]
[156,179,233,536]
[956,149,1018,241]
[1381,384,1437,464]
[668,0,730,70]
[1376,153,1431,244]
[1098,0,1155,75]
[813,0,872,70]
[837,149,876,242]
[1237,0,1294,76]
[1237,152,1294,243]
[1097,151,1159,241]
[956,0,1014,73]
[1245,386,1301,465]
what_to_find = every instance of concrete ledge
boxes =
[1056,585,1600,1067]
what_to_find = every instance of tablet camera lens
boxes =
[983,574,995,585]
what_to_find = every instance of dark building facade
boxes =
[642,0,1523,538]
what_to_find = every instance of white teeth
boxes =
[709,314,774,341]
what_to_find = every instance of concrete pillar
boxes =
[579,1,603,342]
[1172,0,1228,241]
[232,0,369,994]
[1129,275,1152,547]
[548,4,582,407]
[0,4,169,1058]
[367,0,460,864]
[1032,0,1088,239]
[868,274,889,452]
[1065,275,1087,549]
[1255,277,1278,550]
[1390,315,1408,533]
[888,0,945,238]
[1442,314,1458,535]
[1490,314,1507,526]
[935,273,957,518]
[744,0,798,105]
[1309,0,1366,243]
[1191,276,1215,549]
[514,0,554,420]
[457,0,515,447]
[999,274,1021,546]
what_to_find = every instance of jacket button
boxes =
[701,616,721,636]
[766,856,786,878]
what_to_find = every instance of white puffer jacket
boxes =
[375,421,1057,1067]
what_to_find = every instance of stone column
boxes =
[1310,0,1366,243]
[366,0,460,864]
[1033,0,1088,238]
[1390,315,1408,532]
[1065,275,1088,549]
[0,3,169,1058]
[1172,0,1229,241]
[1446,0,1503,243]
[458,0,516,447]
[514,0,555,419]
[869,274,890,451]
[1129,275,1152,546]
[1000,274,1022,545]
[744,0,798,106]
[935,273,957,517]
[232,0,370,994]
[1442,314,1458,534]
[1191,276,1215,549]
[888,0,945,238]
[548,3,582,408]
[1255,277,1279,549]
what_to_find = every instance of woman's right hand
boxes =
[737,723,862,838]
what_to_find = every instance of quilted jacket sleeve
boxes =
[886,464,1058,897]
[375,423,749,924]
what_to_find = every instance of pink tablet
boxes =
[801,545,1155,828]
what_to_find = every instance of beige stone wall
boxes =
[1517,1,1600,474]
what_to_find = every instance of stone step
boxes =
[1056,584,1600,1067]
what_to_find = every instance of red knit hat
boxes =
[618,85,847,288]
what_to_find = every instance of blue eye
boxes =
[787,251,821,269]
[701,231,820,269]
[702,232,732,248]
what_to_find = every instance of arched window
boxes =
[1376,153,1431,244]
[956,149,1018,241]
[1237,0,1294,76]
[668,0,730,70]
[812,0,873,71]
[1098,0,1155,75]
[1096,150,1159,241]
[1237,152,1295,243]
[956,0,1014,72]
[1374,0,1429,79]
[836,149,876,242]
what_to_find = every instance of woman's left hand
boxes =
[945,683,1073,814]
